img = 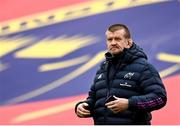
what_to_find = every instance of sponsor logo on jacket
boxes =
[120,82,132,87]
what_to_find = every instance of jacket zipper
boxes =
[104,61,109,124]
[104,61,124,123]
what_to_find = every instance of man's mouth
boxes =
[110,47,118,50]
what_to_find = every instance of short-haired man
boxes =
[75,24,167,125]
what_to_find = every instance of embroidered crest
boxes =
[124,72,134,79]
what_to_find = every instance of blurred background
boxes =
[0,0,179,125]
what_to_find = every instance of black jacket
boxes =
[75,43,167,125]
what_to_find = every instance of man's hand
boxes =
[105,96,129,113]
[76,102,91,117]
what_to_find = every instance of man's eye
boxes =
[115,38,121,41]
[107,38,112,41]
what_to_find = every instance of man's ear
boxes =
[127,38,133,48]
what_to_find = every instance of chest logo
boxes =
[97,74,103,79]
[124,72,134,79]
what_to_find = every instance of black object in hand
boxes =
[105,95,116,103]
[84,105,89,110]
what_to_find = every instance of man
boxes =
[75,24,167,125]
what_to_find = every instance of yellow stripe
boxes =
[38,55,90,72]
[0,0,167,36]
[12,100,79,123]
[160,64,179,78]
[5,51,106,104]
[157,53,180,63]
[15,35,98,58]
[0,37,33,57]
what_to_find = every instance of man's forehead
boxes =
[105,29,125,37]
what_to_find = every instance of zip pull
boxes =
[105,61,109,70]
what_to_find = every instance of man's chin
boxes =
[110,51,122,55]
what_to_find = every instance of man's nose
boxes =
[111,39,117,45]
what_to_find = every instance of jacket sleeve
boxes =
[86,83,96,112]
[75,79,95,117]
[128,63,167,112]
[74,83,96,117]
[75,62,104,116]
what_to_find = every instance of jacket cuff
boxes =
[128,97,137,110]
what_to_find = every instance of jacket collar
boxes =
[105,43,147,64]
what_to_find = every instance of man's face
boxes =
[106,29,132,55]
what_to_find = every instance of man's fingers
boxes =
[112,107,121,112]
[105,101,116,106]
[77,110,90,116]
[77,105,90,114]
[78,110,90,116]
[76,103,91,117]
[79,106,90,113]
[77,108,90,117]
[107,104,116,109]
[77,111,86,117]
